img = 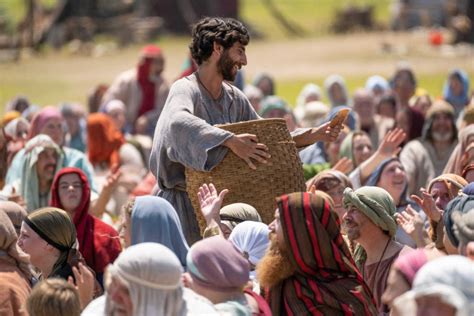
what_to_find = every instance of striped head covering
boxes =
[343,186,398,237]
[268,192,377,316]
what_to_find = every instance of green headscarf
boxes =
[219,203,262,230]
[343,186,397,237]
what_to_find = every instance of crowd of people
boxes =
[0,16,473,316]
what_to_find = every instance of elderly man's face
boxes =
[36,148,58,182]
[106,274,133,316]
[353,93,375,127]
[343,206,371,241]
[431,113,453,142]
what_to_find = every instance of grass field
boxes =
[0,1,472,111]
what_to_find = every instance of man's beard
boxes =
[218,50,237,81]
[344,219,361,241]
[256,233,296,289]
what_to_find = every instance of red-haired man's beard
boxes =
[256,232,296,289]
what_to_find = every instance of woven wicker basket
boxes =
[185,118,306,234]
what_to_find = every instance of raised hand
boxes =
[198,183,229,225]
[68,262,95,309]
[376,128,406,158]
[396,205,423,236]
[224,134,270,170]
[313,121,343,143]
[411,188,442,222]
[332,157,353,174]
[8,187,26,208]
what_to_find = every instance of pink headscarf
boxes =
[393,249,428,286]
[28,106,63,139]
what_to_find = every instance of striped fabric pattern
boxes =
[269,192,377,316]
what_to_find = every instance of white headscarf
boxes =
[229,221,269,279]
[411,255,474,316]
[106,242,186,316]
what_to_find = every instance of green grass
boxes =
[240,0,391,40]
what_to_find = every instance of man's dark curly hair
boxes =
[189,17,249,65]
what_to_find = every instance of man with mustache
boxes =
[342,186,412,315]
[150,17,343,244]
[256,191,377,315]
[2,135,62,212]
[400,100,458,196]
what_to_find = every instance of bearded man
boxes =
[149,17,342,243]
[256,191,377,315]
[400,100,458,196]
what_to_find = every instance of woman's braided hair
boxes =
[189,17,249,65]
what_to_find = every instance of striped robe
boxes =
[268,192,377,316]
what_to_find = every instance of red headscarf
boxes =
[50,167,121,275]
[137,44,162,117]
[87,113,125,168]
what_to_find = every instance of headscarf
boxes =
[462,182,474,195]
[296,83,321,108]
[130,196,189,268]
[452,210,474,248]
[443,69,470,115]
[411,256,474,316]
[299,101,330,128]
[5,95,30,113]
[443,194,474,247]
[219,203,262,231]
[106,242,186,316]
[324,74,349,107]
[258,95,292,118]
[0,201,27,234]
[253,73,275,96]
[229,221,269,278]
[101,99,125,114]
[338,131,368,167]
[392,249,428,286]
[365,75,390,95]
[343,186,398,237]
[326,105,358,130]
[0,210,31,279]
[50,167,121,275]
[86,112,125,168]
[28,106,63,139]
[186,235,249,293]
[307,169,353,192]
[1,111,21,127]
[3,117,30,140]
[20,135,63,212]
[422,99,457,143]
[137,45,162,118]
[427,173,468,198]
[444,125,474,175]
[24,207,81,280]
[269,192,377,315]
[366,157,409,206]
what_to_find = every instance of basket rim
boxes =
[215,118,286,128]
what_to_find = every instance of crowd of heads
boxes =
[0,16,473,316]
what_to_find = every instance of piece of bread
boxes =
[329,108,350,127]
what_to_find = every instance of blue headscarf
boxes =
[131,196,189,267]
[443,69,470,116]
[366,157,409,207]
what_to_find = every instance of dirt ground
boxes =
[244,30,474,80]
